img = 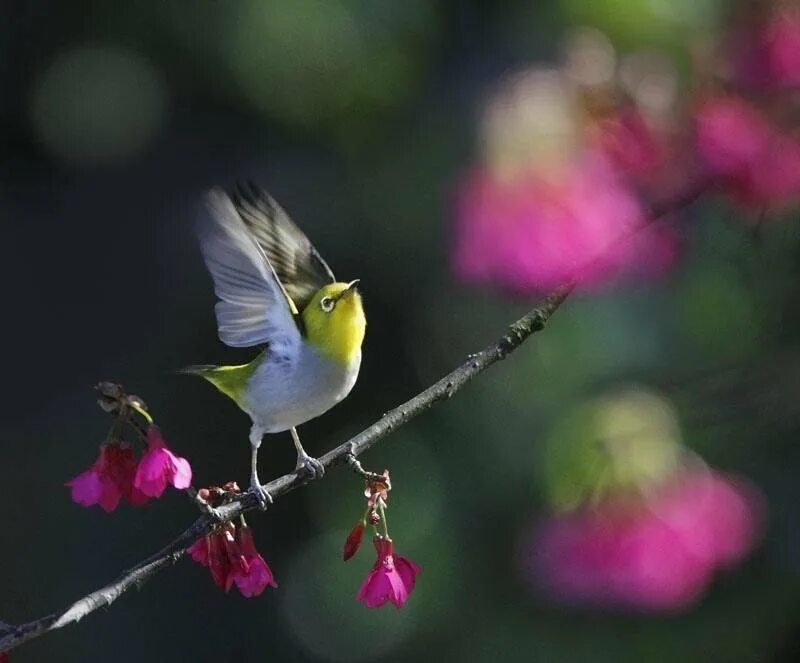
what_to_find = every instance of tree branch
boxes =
[0,181,708,655]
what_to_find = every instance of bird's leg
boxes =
[249,425,272,509]
[291,427,325,479]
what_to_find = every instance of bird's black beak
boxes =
[335,279,361,301]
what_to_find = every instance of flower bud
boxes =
[343,521,366,561]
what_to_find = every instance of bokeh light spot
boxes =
[543,387,683,510]
[30,45,167,165]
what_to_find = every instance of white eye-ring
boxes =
[320,296,335,313]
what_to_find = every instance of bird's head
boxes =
[302,280,366,365]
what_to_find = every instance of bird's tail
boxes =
[178,364,218,377]
[178,363,253,405]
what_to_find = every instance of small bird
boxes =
[184,182,366,506]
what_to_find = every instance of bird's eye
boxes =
[320,296,335,313]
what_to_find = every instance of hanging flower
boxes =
[230,525,278,597]
[66,443,144,512]
[132,426,192,498]
[188,526,235,589]
[356,536,421,609]
[187,486,277,598]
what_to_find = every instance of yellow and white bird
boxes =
[184,183,366,505]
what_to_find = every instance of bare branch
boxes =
[0,181,708,655]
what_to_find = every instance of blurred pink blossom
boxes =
[735,9,800,90]
[695,95,800,207]
[453,154,676,292]
[522,469,763,612]
[132,425,192,498]
[594,108,664,176]
[767,10,800,86]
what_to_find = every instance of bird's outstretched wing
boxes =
[230,181,336,313]
[199,189,301,350]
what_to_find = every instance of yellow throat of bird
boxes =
[302,282,366,365]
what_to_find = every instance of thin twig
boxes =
[0,181,708,655]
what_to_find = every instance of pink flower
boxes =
[356,536,421,609]
[765,11,800,86]
[452,154,674,292]
[695,97,770,178]
[187,524,276,597]
[767,11,800,86]
[695,95,800,207]
[230,525,277,597]
[208,529,234,589]
[66,443,144,512]
[730,7,800,91]
[221,527,249,593]
[650,470,764,568]
[188,526,236,590]
[187,536,211,567]
[343,521,366,561]
[523,469,763,612]
[132,426,192,498]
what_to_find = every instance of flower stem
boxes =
[128,401,153,425]
[378,502,390,538]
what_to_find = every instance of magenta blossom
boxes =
[187,534,212,568]
[132,426,192,498]
[188,522,277,597]
[188,525,241,591]
[523,469,763,612]
[231,525,278,597]
[356,536,421,609]
[452,154,675,292]
[66,443,146,512]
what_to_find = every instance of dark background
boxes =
[2,1,800,661]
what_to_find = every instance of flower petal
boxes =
[66,469,105,507]
[168,454,192,489]
[133,448,170,497]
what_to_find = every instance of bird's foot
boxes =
[296,452,325,479]
[248,481,273,510]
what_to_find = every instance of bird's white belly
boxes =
[242,344,360,433]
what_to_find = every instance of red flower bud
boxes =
[343,521,366,561]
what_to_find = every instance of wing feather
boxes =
[199,189,301,350]
[230,181,335,312]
